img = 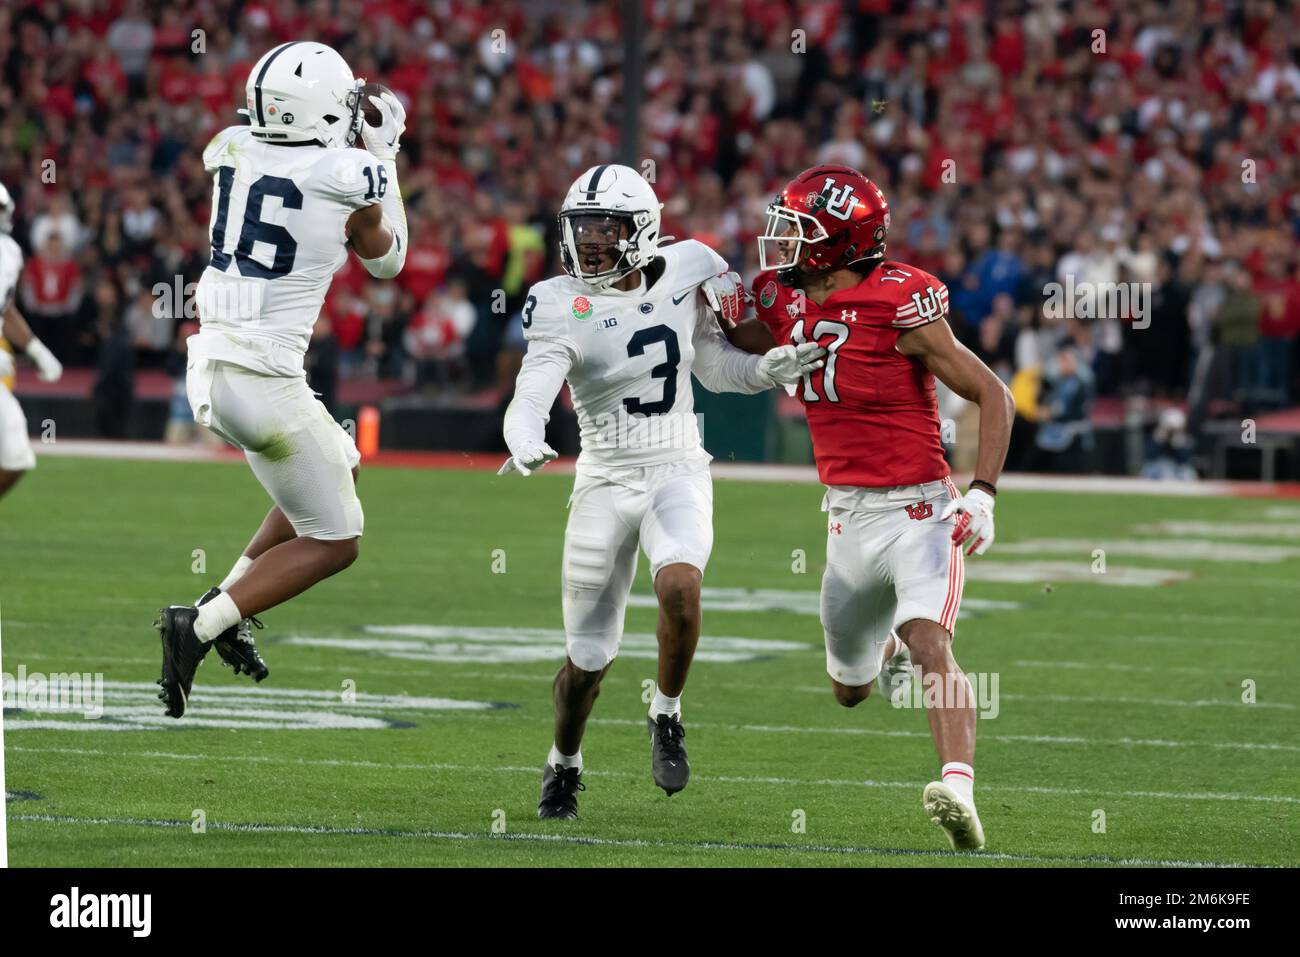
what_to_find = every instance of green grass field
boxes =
[3,455,1298,866]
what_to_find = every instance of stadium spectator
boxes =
[20,233,83,362]
[1034,345,1096,473]
[0,0,1295,470]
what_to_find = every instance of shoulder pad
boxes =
[202,126,251,173]
[522,278,584,344]
[882,263,949,329]
[317,148,381,211]
[660,239,728,293]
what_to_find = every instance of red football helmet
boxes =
[758,165,890,282]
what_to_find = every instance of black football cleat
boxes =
[197,586,270,682]
[647,713,689,796]
[154,605,213,719]
[538,764,585,820]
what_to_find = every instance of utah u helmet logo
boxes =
[905,502,933,521]
[821,177,860,221]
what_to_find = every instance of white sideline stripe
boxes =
[10,747,1299,807]
[706,466,1297,498]
[8,813,1260,867]
[30,441,1299,498]
[35,440,229,462]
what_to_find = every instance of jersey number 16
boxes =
[210,169,303,280]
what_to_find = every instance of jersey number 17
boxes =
[790,319,849,402]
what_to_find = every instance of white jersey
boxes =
[0,233,23,341]
[192,125,380,376]
[505,239,771,470]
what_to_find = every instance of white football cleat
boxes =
[923,781,985,851]
[877,644,914,704]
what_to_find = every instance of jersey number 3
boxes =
[622,325,680,415]
[210,169,303,280]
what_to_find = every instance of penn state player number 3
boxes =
[622,325,680,415]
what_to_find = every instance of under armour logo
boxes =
[909,286,942,322]
[905,502,933,521]
[841,309,857,322]
[821,177,860,221]
[829,521,843,535]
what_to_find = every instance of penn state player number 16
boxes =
[498,163,824,820]
[153,41,409,721]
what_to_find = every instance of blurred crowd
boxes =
[2,0,1298,465]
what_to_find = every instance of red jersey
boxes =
[752,261,950,488]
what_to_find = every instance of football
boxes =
[359,82,392,127]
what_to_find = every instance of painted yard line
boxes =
[1010,658,1231,676]
[1012,631,1276,648]
[1136,521,1300,539]
[9,813,1264,867]
[996,538,1300,562]
[997,692,1294,711]
[963,562,1191,586]
[87,681,505,711]
[785,687,1295,710]
[4,653,541,681]
[12,746,1298,806]
[1079,609,1295,627]
[715,722,1300,753]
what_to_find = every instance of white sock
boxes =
[547,744,582,771]
[650,689,681,719]
[219,555,254,592]
[886,631,904,659]
[194,591,242,642]
[941,761,975,801]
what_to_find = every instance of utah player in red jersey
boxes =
[722,165,1014,850]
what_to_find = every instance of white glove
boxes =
[26,338,63,383]
[940,487,996,556]
[701,271,749,327]
[0,349,13,379]
[360,91,406,162]
[497,439,558,477]
[758,342,825,387]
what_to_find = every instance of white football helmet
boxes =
[558,164,663,289]
[238,41,364,149]
[0,181,13,233]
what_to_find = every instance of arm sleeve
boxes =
[356,156,408,278]
[502,337,575,453]
[691,305,771,394]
